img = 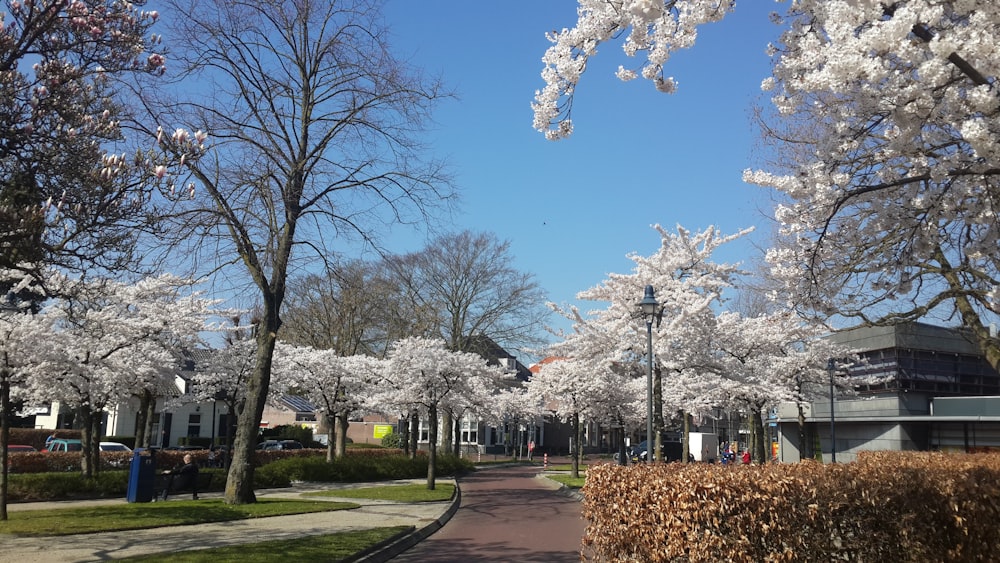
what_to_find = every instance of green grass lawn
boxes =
[302,483,455,502]
[0,498,359,537]
[119,526,413,562]
[546,474,586,489]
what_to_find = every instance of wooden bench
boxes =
[155,471,215,500]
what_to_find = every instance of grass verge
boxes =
[119,526,413,562]
[546,474,586,489]
[0,498,359,537]
[302,483,455,502]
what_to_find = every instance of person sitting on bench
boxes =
[160,454,199,500]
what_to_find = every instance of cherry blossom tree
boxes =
[532,0,734,139]
[480,386,546,458]
[525,356,619,478]
[184,336,257,457]
[555,224,751,461]
[744,2,1000,371]
[142,0,453,505]
[533,1,1000,375]
[376,337,505,489]
[18,273,217,478]
[710,310,857,463]
[273,344,385,461]
[0,267,47,520]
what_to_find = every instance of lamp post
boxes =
[637,285,661,464]
[827,358,836,463]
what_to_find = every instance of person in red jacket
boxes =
[741,450,751,465]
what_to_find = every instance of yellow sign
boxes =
[373,424,393,439]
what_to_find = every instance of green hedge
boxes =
[4,452,472,502]
[256,453,473,484]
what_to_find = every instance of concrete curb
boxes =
[349,482,463,562]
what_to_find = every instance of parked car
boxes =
[99,441,133,452]
[256,439,303,451]
[43,438,83,452]
[8,444,36,453]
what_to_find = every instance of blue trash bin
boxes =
[126,448,157,503]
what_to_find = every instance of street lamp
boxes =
[637,285,662,463]
[827,358,837,463]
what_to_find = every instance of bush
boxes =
[5,471,129,502]
[581,452,1000,562]
[6,448,472,502]
[254,452,474,484]
[380,432,401,449]
[5,467,230,502]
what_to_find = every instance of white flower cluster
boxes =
[533,0,734,139]
[746,0,1000,322]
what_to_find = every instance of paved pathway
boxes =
[389,464,587,562]
[2,480,456,563]
[1,461,590,562]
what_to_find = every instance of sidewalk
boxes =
[2,478,460,563]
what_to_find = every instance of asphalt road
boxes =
[390,464,586,562]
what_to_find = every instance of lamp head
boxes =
[638,285,659,316]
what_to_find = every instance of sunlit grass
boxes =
[120,526,413,562]
[0,498,359,537]
[546,474,586,489]
[303,483,455,502]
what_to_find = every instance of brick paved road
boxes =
[390,464,586,562]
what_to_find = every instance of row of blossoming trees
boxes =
[0,265,521,495]
[527,224,857,478]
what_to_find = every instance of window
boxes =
[460,417,478,444]
[187,413,201,437]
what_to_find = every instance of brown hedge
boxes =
[581,452,1000,562]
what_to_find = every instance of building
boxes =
[773,322,1000,463]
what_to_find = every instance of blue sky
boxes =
[378,2,783,333]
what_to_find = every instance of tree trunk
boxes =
[682,411,691,463]
[334,411,349,458]
[399,411,410,456]
[936,246,1000,372]
[143,392,156,447]
[408,411,419,459]
[453,416,461,456]
[1,370,10,521]
[752,407,767,464]
[224,327,278,505]
[222,400,239,470]
[653,364,663,462]
[571,411,580,478]
[134,391,149,449]
[440,409,452,454]
[325,413,336,462]
[426,404,437,490]
[78,408,97,478]
[797,404,809,461]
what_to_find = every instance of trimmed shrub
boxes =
[581,451,1000,562]
[6,471,129,501]
[254,452,473,484]
[380,432,402,449]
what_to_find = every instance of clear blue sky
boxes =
[378,2,782,333]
